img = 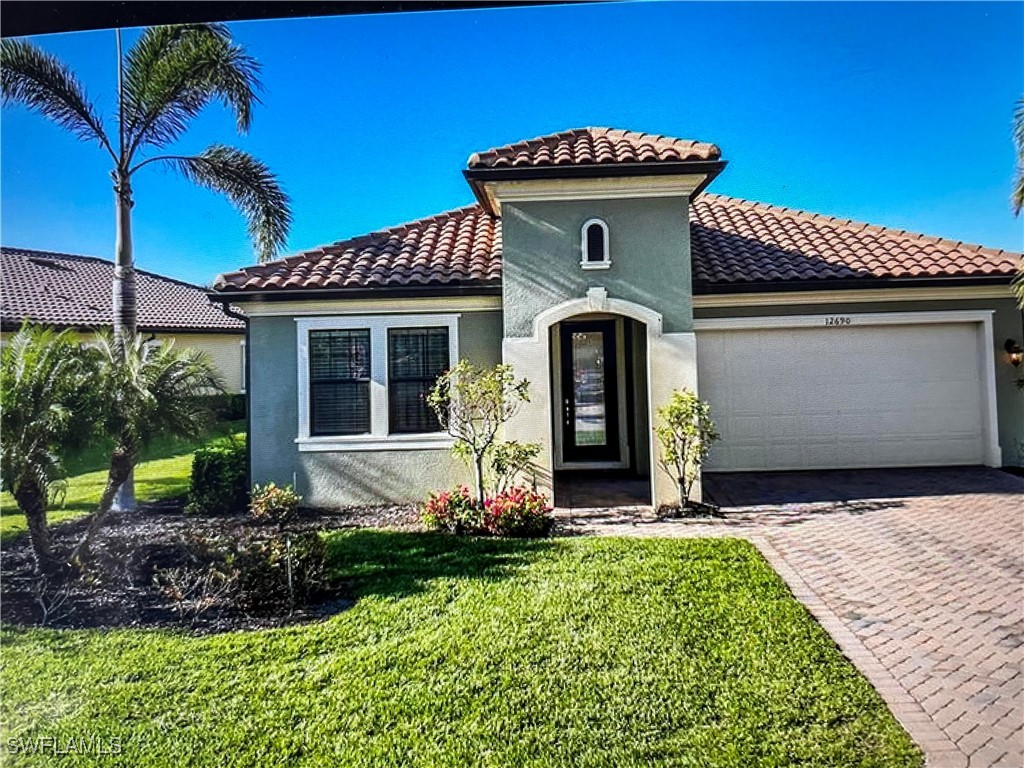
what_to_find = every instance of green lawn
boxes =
[0,421,244,541]
[0,535,921,767]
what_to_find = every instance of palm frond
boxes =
[0,323,101,497]
[0,39,113,157]
[1013,97,1024,217]
[122,24,260,158]
[91,332,224,452]
[162,145,291,261]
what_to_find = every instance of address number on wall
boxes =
[824,316,852,326]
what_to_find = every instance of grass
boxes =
[0,420,244,541]
[0,534,922,767]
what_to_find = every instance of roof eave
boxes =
[207,283,503,303]
[464,160,727,215]
[692,274,1016,295]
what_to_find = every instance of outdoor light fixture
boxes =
[1005,339,1023,367]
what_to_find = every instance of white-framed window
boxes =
[580,218,611,269]
[295,314,459,451]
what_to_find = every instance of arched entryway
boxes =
[502,291,698,511]
[550,312,651,508]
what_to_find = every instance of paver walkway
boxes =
[554,468,1024,768]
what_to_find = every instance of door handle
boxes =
[564,398,571,424]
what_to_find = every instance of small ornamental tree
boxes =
[654,389,720,509]
[428,361,533,506]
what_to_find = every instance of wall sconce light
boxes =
[1005,339,1023,367]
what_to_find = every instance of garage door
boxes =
[696,320,987,471]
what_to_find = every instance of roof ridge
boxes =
[699,194,1022,258]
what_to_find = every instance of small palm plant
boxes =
[2,24,291,509]
[1,324,101,573]
[72,335,224,565]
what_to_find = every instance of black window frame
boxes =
[584,220,609,264]
[387,326,450,435]
[308,328,372,437]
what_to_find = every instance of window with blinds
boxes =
[387,327,449,434]
[309,329,371,435]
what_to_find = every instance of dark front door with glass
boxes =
[559,320,619,463]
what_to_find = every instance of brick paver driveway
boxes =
[556,467,1024,768]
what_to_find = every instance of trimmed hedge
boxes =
[186,436,248,515]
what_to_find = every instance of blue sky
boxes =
[2,1,1022,287]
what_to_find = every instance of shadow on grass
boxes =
[325,530,559,602]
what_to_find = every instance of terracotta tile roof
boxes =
[214,198,1019,294]
[467,127,721,169]
[2,247,244,332]
[690,194,1020,286]
[214,206,500,293]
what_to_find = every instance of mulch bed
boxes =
[1,501,421,634]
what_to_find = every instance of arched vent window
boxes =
[580,218,610,269]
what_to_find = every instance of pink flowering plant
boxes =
[419,485,483,534]
[482,487,552,537]
[420,485,552,537]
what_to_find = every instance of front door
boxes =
[560,320,619,463]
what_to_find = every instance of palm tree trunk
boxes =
[72,446,133,567]
[12,482,56,574]
[111,172,137,512]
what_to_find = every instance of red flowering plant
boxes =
[421,485,552,537]
[419,485,483,534]
[482,487,553,537]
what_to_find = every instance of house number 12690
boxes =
[824,316,852,326]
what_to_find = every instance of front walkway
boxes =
[554,467,1024,768]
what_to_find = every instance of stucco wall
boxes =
[160,333,245,394]
[249,309,503,506]
[694,297,1024,466]
[501,197,694,337]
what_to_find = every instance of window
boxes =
[388,327,450,434]
[309,329,371,436]
[581,218,610,269]
[295,314,459,450]
[239,339,247,393]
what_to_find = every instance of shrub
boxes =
[420,485,552,538]
[420,485,483,534]
[483,487,552,537]
[250,482,302,529]
[186,436,248,515]
[192,393,246,421]
[233,531,327,613]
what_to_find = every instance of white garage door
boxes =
[697,320,988,471]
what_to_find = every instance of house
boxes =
[2,246,246,393]
[211,128,1023,509]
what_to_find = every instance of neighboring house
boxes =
[212,128,1024,509]
[2,246,246,393]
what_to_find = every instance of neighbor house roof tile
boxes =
[2,247,244,332]
[213,197,1020,294]
[467,127,721,169]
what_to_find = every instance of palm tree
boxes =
[72,334,224,565]
[1,24,292,507]
[1,324,102,573]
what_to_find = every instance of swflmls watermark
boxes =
[4,735,122,756]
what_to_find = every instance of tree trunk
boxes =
[111,172,137,511]
[12,482,57,574]
[72,447,133,567]
[473,454,486,508]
